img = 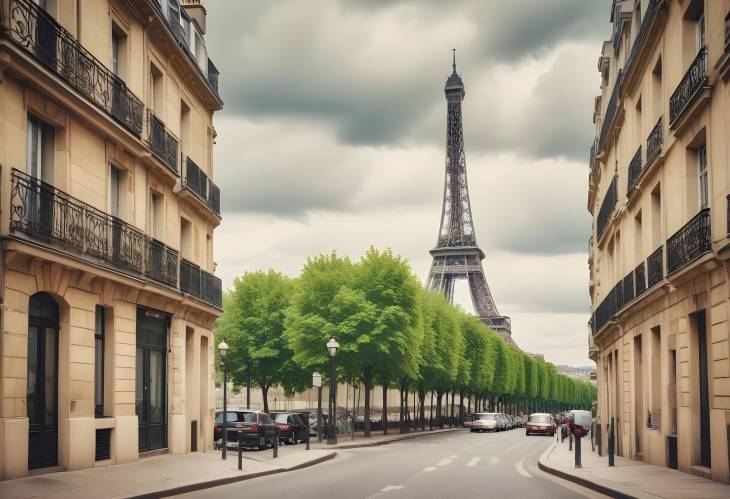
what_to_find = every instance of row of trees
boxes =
[215,248,596,435]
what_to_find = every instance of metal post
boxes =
[608,418,615,466]
[273,427,279,458]
[569,432,573,451]
[327,358,338,445]
[306,417,311,450]
[221,360,227,460]
[591,423,595,452]
[597,423,602,456]
[237,431,243,470]
[317,386,323,442]
[575,435,582,468]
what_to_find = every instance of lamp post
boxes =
[326,338,339,445]
[218,341,229,460]
[313,372,322,442]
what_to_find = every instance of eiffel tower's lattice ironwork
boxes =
[426,51,515,347]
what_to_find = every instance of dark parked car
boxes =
[214,410,277,449]
[272,412,308,444]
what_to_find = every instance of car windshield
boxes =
[274,414,289,423]
[529,414,551,423]
[476,414,495,420]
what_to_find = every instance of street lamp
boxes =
[313,372,322,442]
[326,338,339,445]
[218,341,229,460]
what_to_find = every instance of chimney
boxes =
[181,0,206,35]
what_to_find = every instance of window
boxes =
[634,211,642,263]
[151,192,164,240]
[110,166,123,218]
[150,64,163,114]
[180,217,193,260]
[111,25,127,79]
[696,12,705,50]
[180,101,190,156]
[95,306,105,417]
[651,185,661,248]
[698,144,708,210]
[27,114,55,183]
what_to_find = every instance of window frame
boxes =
[94,305,105,417]
[697,144,708,210]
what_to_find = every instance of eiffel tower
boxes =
[425,51,516,347]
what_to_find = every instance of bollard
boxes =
[608,418,615,467]
[575,435,582,468]
[597,423,602,457]
[591,423,595,452]
[273,428,279,459]
[306,422,310,450]
[237,431,243,471]
[569,432,573,451]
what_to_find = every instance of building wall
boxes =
[589,0,730,484]
[0,0,222,480]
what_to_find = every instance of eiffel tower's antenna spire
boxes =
[452,48,456,73]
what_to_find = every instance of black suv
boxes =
[214,410,277,450]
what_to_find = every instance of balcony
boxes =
[669,47,708,128]
[634,261,647,297]
[596,176,618,241]
[146,110,179,175]
[180,259,222,308]
[1,0,144,136]
[182,157,221,218]
[622,271,635,304]
[627,146,643,195]
[667,208,711,274]
[597,72,622,153]
[9,169,220,307]
[589,142,596,171]
[622,0,665,88]
[646,116,663,166]
[647,245,664,288]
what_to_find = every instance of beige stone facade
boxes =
[0,0,222,479]
[588,0,730,484]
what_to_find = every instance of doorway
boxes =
[27,292,59,469]
[136,307,168,452]
[695,310,711,468]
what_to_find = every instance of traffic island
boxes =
[538,440,730,499]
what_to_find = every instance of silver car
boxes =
[471,412,498,432]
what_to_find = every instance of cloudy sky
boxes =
[205,0,607,367]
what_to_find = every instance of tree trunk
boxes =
[382,384,388,435]
[429,391,434,431]
[261,385,269,413]
[418,388,426,431]
[364,376,372,437]
[435,391,442,428]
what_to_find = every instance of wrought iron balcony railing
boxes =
[646,116,663,166]
[627,146,643,194]
[146,110,179,174]
[10,168,144,274]
[180,258,222,308]
[597,72,622,152]
[623,0,664,79]
[183,156,221,217]
[622,271,635,304]
[669,46,708,126]
[589,142,596,171]
[596,176,618,241]
[647,245,664,288]
[1,0,144,136]
[635,261,647,297]
[208,59,220,96]
[146,238,179,287]
[667,208,711,274]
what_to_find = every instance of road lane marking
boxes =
[466,457,481,467]
[489,456,500,464]
[516,455,532,478]
[380,485,405,492]
[448,454,458,459]
[437,458,454,466]
[424,466,437,472]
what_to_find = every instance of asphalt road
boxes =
[180,428,604,499]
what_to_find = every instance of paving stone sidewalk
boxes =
[0,446,335,499]
[538,437,730,499]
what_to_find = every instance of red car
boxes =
[525,413,555,436]
[272,412,308,444]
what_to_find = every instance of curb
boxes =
[537,443,638,499]
[127,451,337,499]
[320,427,464,449]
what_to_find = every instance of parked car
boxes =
[526,413,556,436]
[272,412,308,444]
[470,412,498,432]
[214,410,277,449]
[463,412,475,429]
[494,413,508,431]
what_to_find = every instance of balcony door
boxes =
[27,292,59,469]
[26,115,55,241]
[136,307,168,452]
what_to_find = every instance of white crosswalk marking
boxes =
[466,457,481,467]
[424,466,437,472]
[437,458,453,466]
[380,485,405,492]
[489,456,500,464]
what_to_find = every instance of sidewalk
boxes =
[0,445,335,499]
[309,426,463,449]
[538,437,730,499]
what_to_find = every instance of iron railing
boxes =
[635,261,647,297]
[1,0,144,136]
[598,72,622,152]
[184,156,208,201]
[10,169,144,274]
[596,176,618,241]
[207,182,220,216]
[180,259,222,308]
[146,110,179,174]
[646,116,663,166]
[623,271,635,304]
[146,238,179,287]
[627,146,643,194]
[669,47,708,126]
[647,246,664,288]
[667,208,711,274]
[589,142,596,171]
[623,0,664,78]
[208,59,220,96]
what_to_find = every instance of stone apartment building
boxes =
[588,0,730,483]
[0,0,223,479]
